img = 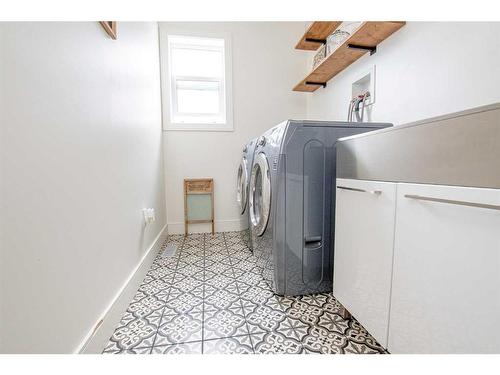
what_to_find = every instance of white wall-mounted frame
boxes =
[99,21,117,40]
[159,26,234,132]
[352,65,376,106]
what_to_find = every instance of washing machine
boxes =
[236,138,257,250]
[248,120,392,296]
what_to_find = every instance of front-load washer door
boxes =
[236,157,248,214]
[249,152,271,236]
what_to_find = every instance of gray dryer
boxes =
[249,120,392,296]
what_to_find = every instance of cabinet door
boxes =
[389,183,500,353]
[333,178,397,348]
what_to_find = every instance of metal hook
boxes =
[360,92,370,122]
[347,97,357,122]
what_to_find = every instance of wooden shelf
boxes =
[294,21,406,92]
[295,21,342,50]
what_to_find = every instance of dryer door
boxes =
[236,157,248,214]
[249,152,271,236]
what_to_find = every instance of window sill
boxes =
[164,123,234,132]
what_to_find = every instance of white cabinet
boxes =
[388,183,500,353]
[333,178,397,348]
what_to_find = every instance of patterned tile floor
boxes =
[103,231,386,354]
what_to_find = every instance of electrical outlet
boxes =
[142,208,156,224]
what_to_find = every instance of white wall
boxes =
[160,22,308,234]
[306,22,500,125]
[0,22,166,353]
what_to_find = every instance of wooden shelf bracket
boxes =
[347,43,377,55]
[305,81,327,88]
[305,37,327,45]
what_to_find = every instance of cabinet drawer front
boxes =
[389,183,500,353]
[333,178,397,348]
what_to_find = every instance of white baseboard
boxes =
[77,224,168,354]
[167,218,247,235]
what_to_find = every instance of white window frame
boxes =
[159,28,234,132]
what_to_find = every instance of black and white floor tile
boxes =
[104,231,386,354]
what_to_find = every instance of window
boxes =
[162,33,233,131]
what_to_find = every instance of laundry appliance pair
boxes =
[237,120,392,296]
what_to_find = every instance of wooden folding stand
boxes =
[184,178,214,236]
